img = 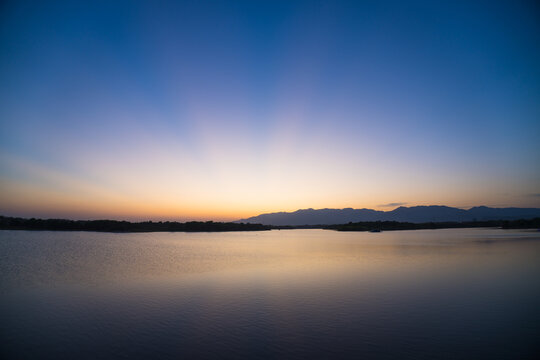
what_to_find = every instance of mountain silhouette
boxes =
[236,206,540,226]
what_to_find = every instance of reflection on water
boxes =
[1,229,539,359]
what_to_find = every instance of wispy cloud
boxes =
[378,202,408,208]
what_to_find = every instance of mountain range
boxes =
[236,206,540,226]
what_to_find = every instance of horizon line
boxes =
[3,204,540,223]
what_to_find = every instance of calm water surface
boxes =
[1,228,539,359]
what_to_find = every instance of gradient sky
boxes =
[1,0,539,221]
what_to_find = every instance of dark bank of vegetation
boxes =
[1,216,538,233]
[324,218,540,232]
[0,216,271,232]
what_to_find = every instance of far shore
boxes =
[1,216,539,233]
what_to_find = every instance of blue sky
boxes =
[1,0,539,220]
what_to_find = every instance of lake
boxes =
[1,228,539,359]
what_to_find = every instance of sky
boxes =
[1,0,539,221]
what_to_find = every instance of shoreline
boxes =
[1,216,538,233]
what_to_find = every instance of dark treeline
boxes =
[324,218,540,232]
[1,216,539,233]
[0,216,271,232]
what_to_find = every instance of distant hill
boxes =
[236,206,540,226]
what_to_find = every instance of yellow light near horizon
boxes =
[1,129,537,222]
